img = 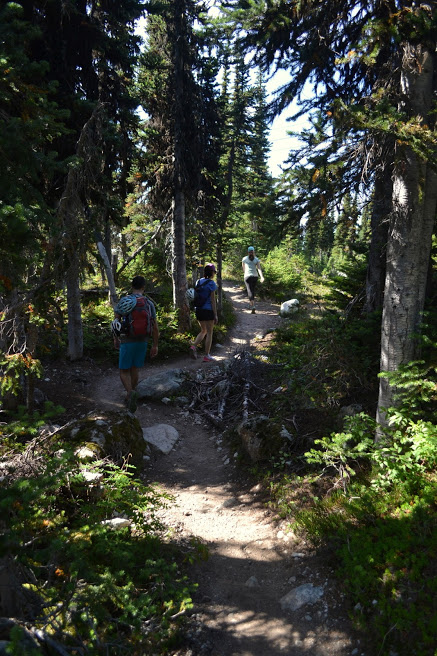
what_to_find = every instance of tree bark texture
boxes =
[377,43,437,426]
[172,192,191,330]
[172,0,190,332]
[96,234,118,308]
[364,163,392,313]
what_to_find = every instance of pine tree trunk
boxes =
[172,192,191,331]
[376,43,437,428]
[364,163,392,313]
[172,0,190,332]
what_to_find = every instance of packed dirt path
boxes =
[90,282,367,656]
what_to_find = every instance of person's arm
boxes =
[257,261,264,283]
[242,258,246,273]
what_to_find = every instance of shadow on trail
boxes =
[136,283,365,656]
[188,546,355,656]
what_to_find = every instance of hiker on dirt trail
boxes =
[189,263,218,363]
[242,246,264,313]
[111,275,159,412]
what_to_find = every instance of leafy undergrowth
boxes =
[256,308,437,656]
[0,409,201,655]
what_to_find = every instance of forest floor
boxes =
[40,281,370,656]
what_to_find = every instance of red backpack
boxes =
[121,296,154,337]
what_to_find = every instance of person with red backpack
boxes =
[112,275,159,412]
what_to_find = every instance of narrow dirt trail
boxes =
[92,282,367,656]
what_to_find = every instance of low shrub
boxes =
[1,439,197,654]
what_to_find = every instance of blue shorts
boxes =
[119,341,148,369]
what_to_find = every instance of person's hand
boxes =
[150,344,158,358]
[214,314,218,324]
[260,276,265,283]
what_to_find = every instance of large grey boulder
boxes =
[136,369,187,400]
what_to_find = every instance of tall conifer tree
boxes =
[230,0,437,428]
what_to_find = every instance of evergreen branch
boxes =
[116,207,172,276]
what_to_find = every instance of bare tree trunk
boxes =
[377,42,437,428]
[95,232,118,308]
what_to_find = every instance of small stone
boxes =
[280,583,324,611]
[245,576,260,587]
[101,517,132,529]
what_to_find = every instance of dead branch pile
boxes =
[186,349,281,428]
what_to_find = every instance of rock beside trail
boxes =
[55,410,148,469]
[142,424,180,454]
[280,298,300,316]
[237,414,291,462]
[136,369,187,400]
[280,583,325,611]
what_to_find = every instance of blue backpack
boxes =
[194,279,210,308]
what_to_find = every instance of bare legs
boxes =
[119,366,139,395]
[193,320,214,356]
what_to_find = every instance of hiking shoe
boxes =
[127,390,138,413]
[203,354,215,362]
[251,308,256,314]
[189,345,197,359]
